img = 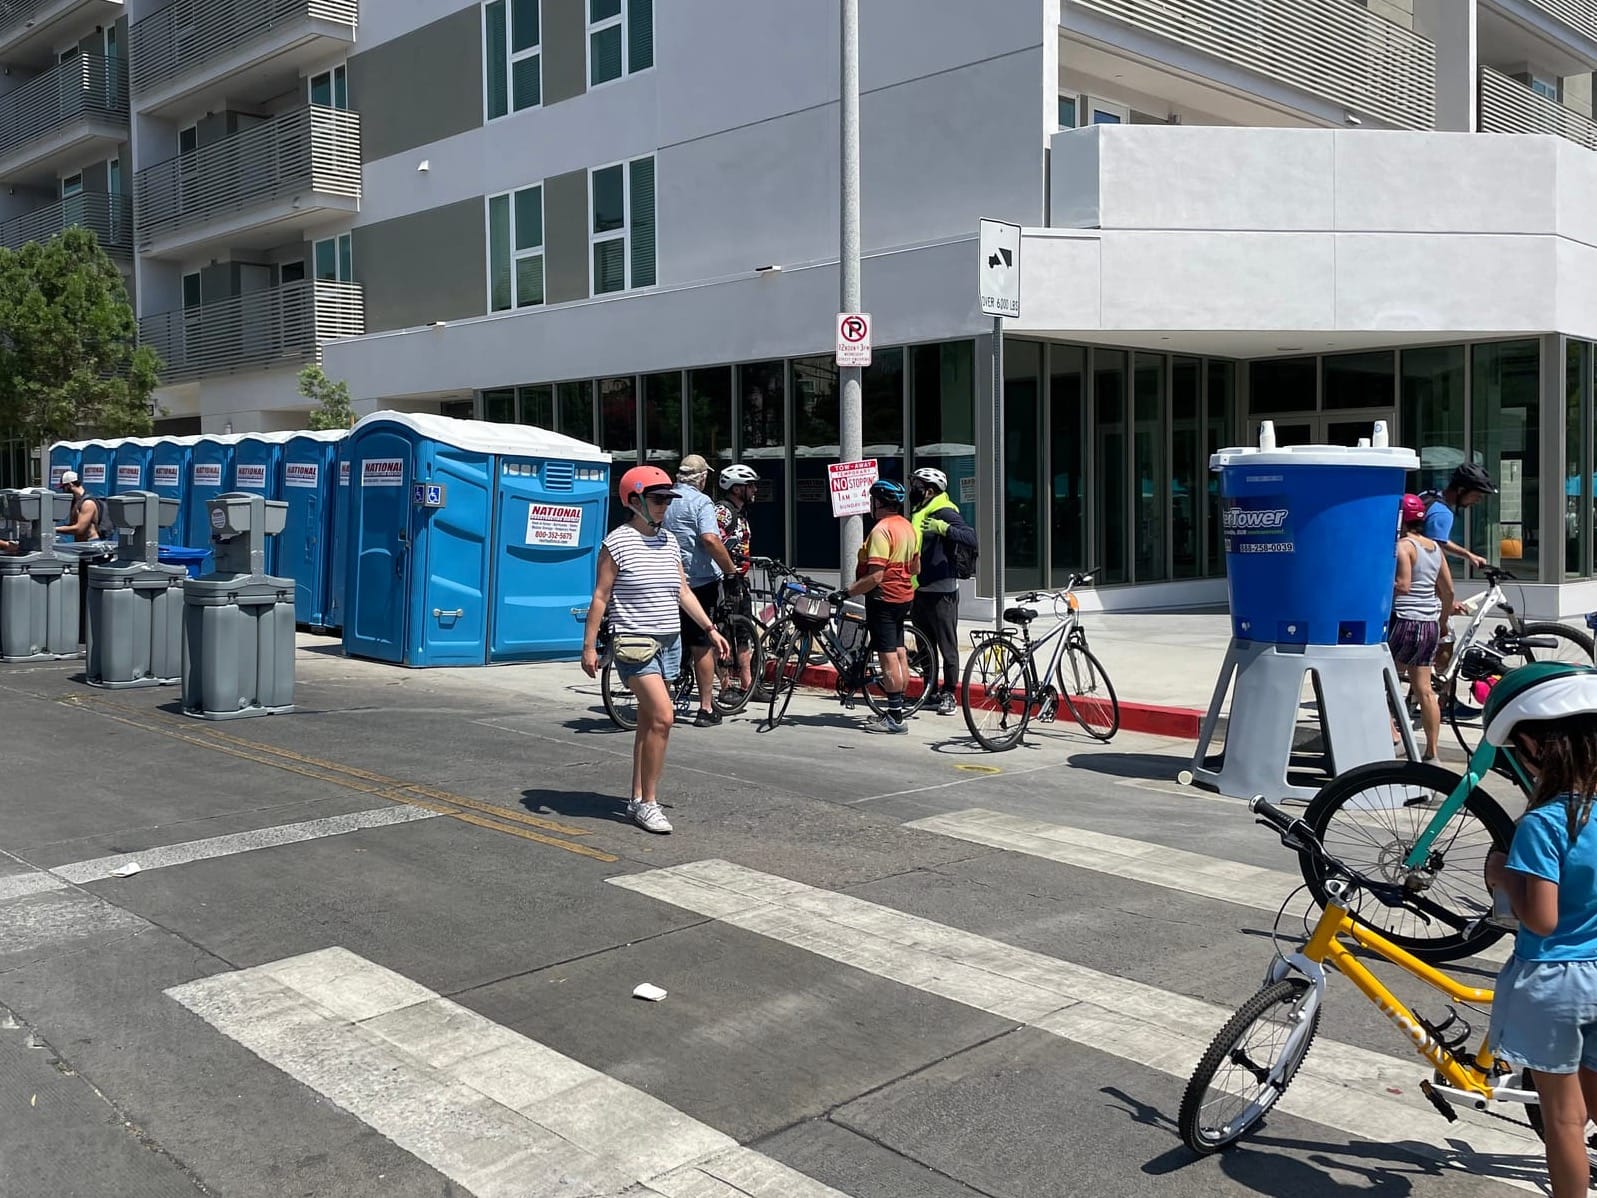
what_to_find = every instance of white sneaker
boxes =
[866,714,907,735]
[627,798,673,834]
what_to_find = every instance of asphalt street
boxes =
[0,640,1542,1197]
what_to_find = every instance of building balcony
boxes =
[0,0,124,68]
[141,279,364,384]
[0,53,128,186]
[129,0,356,118]
[135,106,359,260]
[1480,0,1597,77]
[1066,0,1436,129]
[0,191,132,254]
[1479,64,1597,150]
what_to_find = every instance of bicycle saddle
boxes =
[1003,606,1038,624]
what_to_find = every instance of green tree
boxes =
[0,227,159,446]
[300,365,356,431]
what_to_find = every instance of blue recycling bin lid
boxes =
[1211,444,1419,646]
[158,545,213,579]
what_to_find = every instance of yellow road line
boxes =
[61,696,617,864]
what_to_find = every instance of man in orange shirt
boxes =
[836,478,919,733]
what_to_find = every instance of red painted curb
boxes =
[782,661,1204,739]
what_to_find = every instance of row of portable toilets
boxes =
[47,413,611,667]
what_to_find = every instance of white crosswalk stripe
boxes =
[168,947,852,1198]
[904,807,1513,965]
[610,859,1541,1192]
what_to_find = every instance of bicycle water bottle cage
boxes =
[1414,1007,1472,1055]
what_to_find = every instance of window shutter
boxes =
[485,1,509,119]
[489,194,512,311]
[629,157,655,288]
[627,0,652,72]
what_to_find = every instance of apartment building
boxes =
[3,1,1597,610]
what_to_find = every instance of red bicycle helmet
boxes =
[617,464,678,504]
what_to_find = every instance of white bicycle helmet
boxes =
[719,463,759,490]
[1483,661,1597,747]
[911,466,948,493]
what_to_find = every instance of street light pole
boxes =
[838,0,863,579]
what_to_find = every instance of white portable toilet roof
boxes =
[49,439,89,452]
[354,410,609,464]
[196,433,245,446]
[287,429,348,443]
[236,430,298,444]
[155,435,204,447]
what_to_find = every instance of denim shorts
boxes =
[615,633,681,683]
[1489,956,1597,1074]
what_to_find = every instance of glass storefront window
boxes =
[1472,340,1541,577]
[911,341,976,529]
[1133,353,1167,583]
[689,367,733,468]
[1205,360,1235,577]
[1568,341,1591,579]
[1094,350,1128,584]
[599,375,638,528]
[1049,345,1086,584]
[864,348,905,484]
[519,384,553,428]
[643,371,682,479]
[1250,356,1316,414]
[1400,346,1465,495]
[1004,339,1042,588]
[1323,351,1395,410]
[557,380,594,442]
[739,361,787,566]
[482,388,515,423]
[792,355,837,570]
[1171,357,1201,579]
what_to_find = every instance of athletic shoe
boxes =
[693,709,722,728]
[937,692,957,716]
[866,714,907,735]
[627,798,673,834]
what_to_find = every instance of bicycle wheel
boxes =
[1058,642,1119,741]
[861,624,936,718]
[1523,1070,1597,1187]
[1298,760,1514,962]
[764,631,810,729]
[711,614,763,716]
[752,618,798,703]
[600,656,638,731]
[960,637,1037,752]
[1178,978,1319,1155]
[1446,622,1595,755]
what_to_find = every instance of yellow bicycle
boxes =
[1180,796,1586,1169]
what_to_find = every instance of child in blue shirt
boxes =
[1486,702,1597,1198]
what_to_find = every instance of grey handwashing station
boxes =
[86,491,186,688]
[181,493,295,719]
[0,489,81,662]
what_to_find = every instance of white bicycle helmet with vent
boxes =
[719,463,759,490]
[911,467,948,493]
[1482,661,1597,746]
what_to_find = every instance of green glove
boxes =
[924,518,950,535]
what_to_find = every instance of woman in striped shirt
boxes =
[582,466,729,834]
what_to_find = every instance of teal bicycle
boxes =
[1291,663,1582,963]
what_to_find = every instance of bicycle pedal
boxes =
[1418,1078,1458,1123]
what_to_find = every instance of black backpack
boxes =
[951,536,979,581]
[81,493,115,540]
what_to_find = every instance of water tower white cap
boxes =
[1257,420,1276,451]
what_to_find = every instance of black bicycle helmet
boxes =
[1449,462,1497,495]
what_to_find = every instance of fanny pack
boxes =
[611,633,663,666]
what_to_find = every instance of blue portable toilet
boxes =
[342,411,609,667]
[327,441,351,632]
[231,432,293,574]
[281,430,345,630]
[185,434,241,549]
[47,440,85,488]
[113,437,156,495]
[150,435,199,546]
[79,439,115,496]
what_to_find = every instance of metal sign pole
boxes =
[838,0,863,580]
[991,315,1005,628]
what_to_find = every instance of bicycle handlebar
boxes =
[1247,796,1422,915]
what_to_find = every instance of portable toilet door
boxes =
[79,440,114,496]
[150,436,198,546]
[343,412,493,667]
[185,434,241,549]
[489,433,610,662]
[231,432,291,575]
[327,443,351,631]
[281,431,343,629]
[47,441,84,488]
[113,437,155,496]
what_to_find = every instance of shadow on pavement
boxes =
[1065,751,1187,780]
[563,714,629,735]
[521,788,634,825]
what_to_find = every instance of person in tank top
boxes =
[1390,492,1456,761]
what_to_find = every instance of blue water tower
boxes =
[47,441,85,488]
[1187,430,1421,802]
[341,411,609,667]
[281,431,345,630]
[113,437,156,495]
[185,435,241,549]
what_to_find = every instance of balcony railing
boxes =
[0,53,128,164]
[1479,64,1597,150]
[0,193,133,254]
[134,106,360,251]
[141,280,364,383]
[1522,0,1597,44]
[130,0,357,96]
[1071,0,1436,129]
[1,0,117,51]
